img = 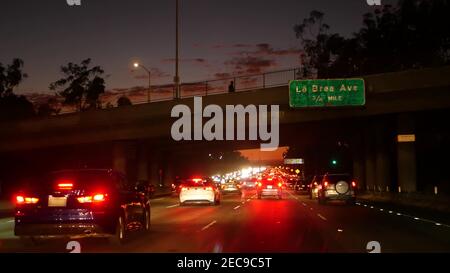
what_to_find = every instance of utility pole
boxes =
[174,0,180,99]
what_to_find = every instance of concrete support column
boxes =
[397,114,417,193]
[148,151,161,187]
[160,151,176,187]
[375,119,391,192]
[113,142,127,174]
[137,142,149,182]
[113,141,137,183]
[352,126,365,190]
[364,122,376,191]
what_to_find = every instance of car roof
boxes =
[51,169,118,175]
[324,173,351,177]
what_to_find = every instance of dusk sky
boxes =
[0,0,396,95]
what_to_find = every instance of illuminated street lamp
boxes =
[133,62,152,103]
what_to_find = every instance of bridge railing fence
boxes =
[53,67,303,113]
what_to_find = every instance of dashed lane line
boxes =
[201,220,217,231]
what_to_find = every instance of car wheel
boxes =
[109,215,126,246]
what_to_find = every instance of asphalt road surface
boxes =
[1,189,450,253]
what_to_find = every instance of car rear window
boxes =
[326,175,351,184]
[181,179,212,187]
[43,170,115,190]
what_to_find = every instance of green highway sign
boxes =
[289,78,366,108]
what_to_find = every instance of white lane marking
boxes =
[233,205,240,210]
[201,220,217,231]
[317,214,327,221]
[0,219,14,225]
[166,204,179,208]
[359,202,450,228]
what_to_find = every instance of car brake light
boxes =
[16,196,24,204]
[192,178,202,183]
[278,182,282,187]
[58,183,73,190]
[352,181,357,188]
[324,181,329,187]
[93,194,105,201]
[77,193,107,203]
[16,195,39,205]
[257,182,262,187]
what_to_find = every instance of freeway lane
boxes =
[1,190,450,253]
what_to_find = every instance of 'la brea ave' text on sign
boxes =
[289,79,366,108]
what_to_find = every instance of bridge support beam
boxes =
[396,114,417,193]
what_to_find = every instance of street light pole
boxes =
[174,0,180,99]
[134,63,152,103]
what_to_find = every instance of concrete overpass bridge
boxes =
[1,66,450,194]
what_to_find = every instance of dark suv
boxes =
[14,169,151,245]
[317,173,356,205]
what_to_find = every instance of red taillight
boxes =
[324,181,329,187]
[278,182,282,187]
[77,193,107,204]
[352,181,357,188]
[16,195,25,204]
[16,195,39,205]
[257,182,262,187]
[93,194,105,202]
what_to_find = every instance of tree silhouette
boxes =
[0,59,35,121]
[117,95,132,107]
[295,0,450,78]
[50,58,105,112]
